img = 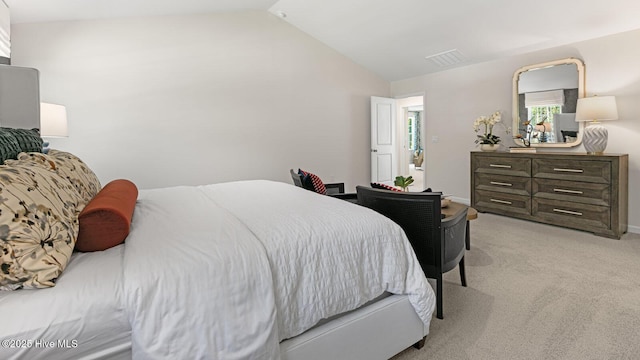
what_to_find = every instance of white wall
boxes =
[391,28,640,233]
[11,11,390,190]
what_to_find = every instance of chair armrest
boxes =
[329,192,358,203]
[325,182,345,195]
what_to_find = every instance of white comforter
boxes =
[123,180,435,359]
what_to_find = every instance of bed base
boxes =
[280,294,428,360]
[14,295,426,360]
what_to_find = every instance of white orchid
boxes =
[474,111,507,145]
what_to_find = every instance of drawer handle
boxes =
[553,168,584,173]
[490,199,512,205]
[553,188,584,195]
[490,181,513,187]
[553,208,583,216]
[490,164,512,169]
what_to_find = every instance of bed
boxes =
[0,150,435,359]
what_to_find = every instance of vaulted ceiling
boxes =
[7,0,640,81]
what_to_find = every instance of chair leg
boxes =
[436,274,443,319]
[459,256,467,287]
[465,220,471,250]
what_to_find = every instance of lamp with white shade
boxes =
[575,95,618,155]
[40,103,68,153]
[40,103,68,137]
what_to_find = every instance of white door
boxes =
[371,96,397,184]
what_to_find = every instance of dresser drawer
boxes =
[474,190,531,216]
[473,156,531,177]
[533,178,610,206]
[533,198,610,232]
[475,173,531,196]
[532,159,611,184]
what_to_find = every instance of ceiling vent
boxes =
[425,49,466,67]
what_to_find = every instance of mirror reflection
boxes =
[512,58,585,147]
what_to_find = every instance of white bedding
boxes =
[207,181,435,339]
[124,180,435,359]
[123,183,281,359]
[1,180,435,360]
[0,245,131,360]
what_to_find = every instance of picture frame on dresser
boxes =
[470,151,628,239]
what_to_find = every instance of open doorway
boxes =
[395,95,424,192]
[406,105,424,191]
[370,94,425,190]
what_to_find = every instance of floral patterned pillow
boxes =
[7,152,54,169]
[14,150,101,207]
[0,163,83,290]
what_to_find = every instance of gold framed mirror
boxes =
[512,58,585,147]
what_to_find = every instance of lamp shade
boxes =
[575,96,618,122]
[40,103,68,137]
[575,96,617,155]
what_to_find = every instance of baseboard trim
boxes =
[451,197,470,206]
[627,225,640,234]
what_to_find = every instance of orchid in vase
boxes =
[473,111,510,148]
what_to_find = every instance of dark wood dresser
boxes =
[470,152,628,239]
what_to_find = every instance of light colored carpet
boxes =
[392,213,640,360]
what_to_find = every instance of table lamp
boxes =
[40,103,68,153]
[575,96,618,154]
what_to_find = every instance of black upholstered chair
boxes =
[356,186,468,319]
[561,130,578,142]
[290,169,357,203]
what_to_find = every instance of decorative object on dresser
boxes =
[509,146,536,153]
[480,144,498,151]
[473,110,509,151]
[514,120,534,147]
[471,152,628,239]
[575,96,618,155]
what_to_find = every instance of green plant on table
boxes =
[394,175,414,192]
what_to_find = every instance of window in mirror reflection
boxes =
[519,89,579,143]
[528,104,561,143]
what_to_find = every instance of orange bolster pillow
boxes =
[76,179,138,252]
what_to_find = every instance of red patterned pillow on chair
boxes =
[370,182,403,192]
[298,169,327,195]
